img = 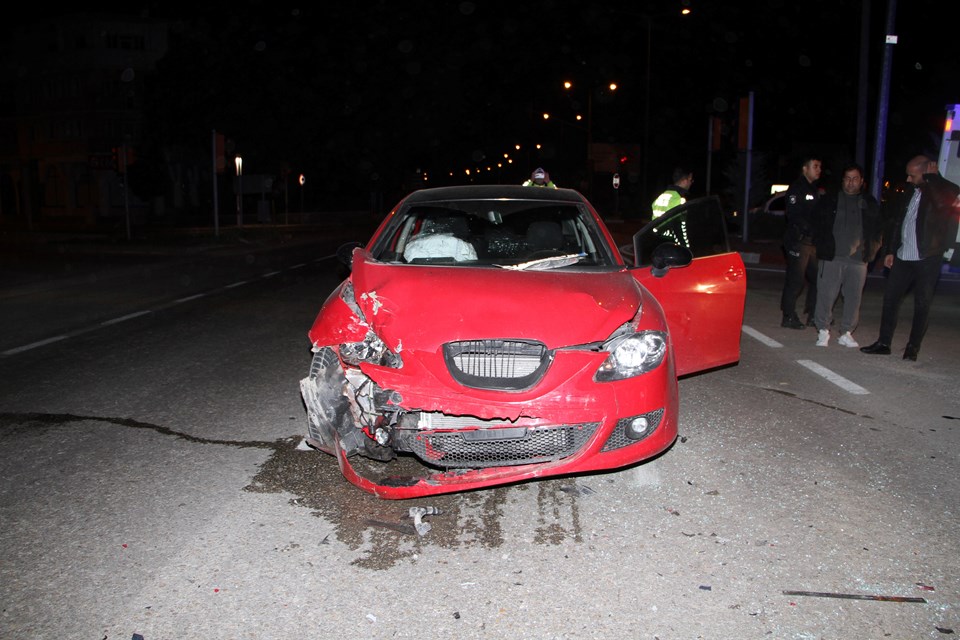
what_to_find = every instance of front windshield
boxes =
[369,199,617,269]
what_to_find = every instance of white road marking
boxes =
[742,325,783,348]
[4,260,320,356]
[796,359,870,395]
[101,310,152,326]
[2,335,69,356]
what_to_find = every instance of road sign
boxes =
[612,173,620,189]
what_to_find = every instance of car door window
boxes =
[633,196,731,266]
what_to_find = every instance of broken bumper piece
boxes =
[300,346,675,499]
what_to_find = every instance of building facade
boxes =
[0,12,170,229]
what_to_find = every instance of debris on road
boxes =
[559,484,596,496]
[364,518,418,536]
[782,590,927,603]
[408,506,441,535]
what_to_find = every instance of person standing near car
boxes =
[810,163,882,347]
[860,155,960,361]
[779,155,822,329]
[651,167,693,219]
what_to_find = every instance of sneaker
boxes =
[816,329,830,347]
[837,332,859,348]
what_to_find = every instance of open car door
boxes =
[630,196,746,377]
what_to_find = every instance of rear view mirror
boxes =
[651,243,692,277]
[336,241,363,268]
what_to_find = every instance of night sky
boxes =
[4,0,957,209]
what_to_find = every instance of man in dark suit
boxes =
[860,155,960,361]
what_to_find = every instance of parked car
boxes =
[759,191,787,216]
[299,185,746,498]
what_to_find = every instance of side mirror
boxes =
[336,241,363,268]
[650,242,693,277]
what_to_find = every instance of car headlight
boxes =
[339,331,403,368]
[595,331,667,381]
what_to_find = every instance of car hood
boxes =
[350,252,641,350]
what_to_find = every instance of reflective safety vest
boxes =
[652,189,685,218]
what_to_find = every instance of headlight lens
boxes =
[339,331,402,368]
[595,331,667,381]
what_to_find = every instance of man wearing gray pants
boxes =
[810,164,882,347]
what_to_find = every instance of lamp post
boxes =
[641,7,692,208]
[235,155,243,227]
[642,16,652,208]
[562,80,617,194]
[299,174,305,215]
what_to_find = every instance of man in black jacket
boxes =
[810,164,882,348]
[779,156,822,329]
[860,155,960,360]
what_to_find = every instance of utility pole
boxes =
[741,92,755,243]
[855,0,871,168]
[705,116,714,196]
[211,130,220,238]
[121,141,130,241]
[642,16,652,208]
[870,0,897,200]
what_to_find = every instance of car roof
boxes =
[400,184,587,205]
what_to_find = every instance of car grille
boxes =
[443,339,551,390]
[410,422,599,468]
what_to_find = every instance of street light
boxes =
[235,155,243,227]
[299,173,305,215]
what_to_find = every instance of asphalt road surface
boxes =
[1,238,958,639]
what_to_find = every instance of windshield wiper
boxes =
[498,253,586,271]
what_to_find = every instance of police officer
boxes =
[523,167,557,188]
[779,155,822,329]
[651,167,693,218]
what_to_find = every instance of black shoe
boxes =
[903,344,919,361]
[860,341,891,355]
[781,315,805,330]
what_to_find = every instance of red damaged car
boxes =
[299,185,745,498]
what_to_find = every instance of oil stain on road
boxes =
[0,412,586,570]
[246,435,587,570]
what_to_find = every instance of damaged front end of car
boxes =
[299,263,677,499]
[299,279,404,463]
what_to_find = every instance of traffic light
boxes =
[619,154,630,165]
[110,146,134,173]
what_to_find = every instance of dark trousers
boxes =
[878,256,942,348]
[780,242,817,317]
